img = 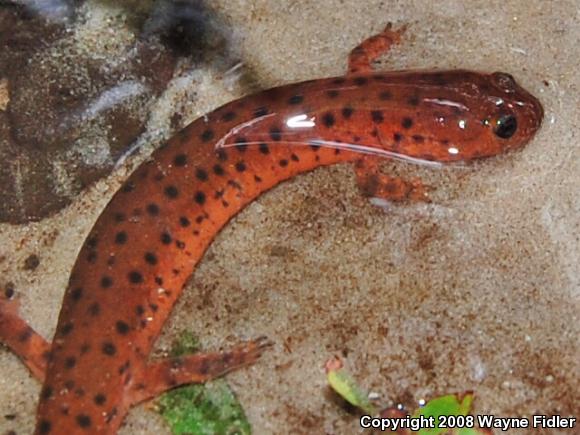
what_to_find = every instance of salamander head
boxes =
[441,71,544,161]
[483,72,544,150]
[373,70,544,163]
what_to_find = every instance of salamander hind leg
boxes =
[354,157,431,204]
[0,289,50,382]
[129,336,272,404]
[348,23,407,74]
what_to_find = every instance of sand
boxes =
[0,0,578,434]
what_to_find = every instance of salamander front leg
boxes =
[354,157,431,203]
[128,336,272,404]
[0,290,50,382]
[348,23,407,74]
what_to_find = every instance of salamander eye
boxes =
[494,114,518,139]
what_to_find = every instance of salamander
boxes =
[0,25,543,434]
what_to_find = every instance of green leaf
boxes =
[157,331,251,435]
[157,380,251,435]
[326,358,376,414]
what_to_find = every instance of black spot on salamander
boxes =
[161,232,172,244]
[174,154,187,167]
[212,164,225,176]
[407,96,420,106]
[393,132,403,142]
[235,161,246,172]
[270,127,282,141]
[102,342,116,356]
[379,91,392,100]
[164,185,179,199]
[322,112,336,127]
[216,149,228,161]
[254,106,268,117]
[100,276,113,289]
[288,95,304,105]
[87,236,98,249]
[326,90,339,98]
[234,136,248,152]
[290,153,299,162]
[18,328,32,342]
[136,305,145,316]
[176,240,185,249]
[41,386,53,400]
[200,129,214,142]
[259,143,270,154]
[88,303,100,316]
[38,420,52,434]
[402,117,413,129]
[412,134,425,143]
[179,216,190,227]
[60,322,73,336]
[354,77,368,86]
[371,110,384,123]
[118,360,130,374]
[64,356,76,369]
[146,203,160,216]
[71,287,83,301]
[195,215,204,224]
[76,414,92,428]
[144,252,158,265]
[279,159,289,167]
[128,271,143,284]
[155,276,164,285]
[342,107,354,119]
[222,111,236,121]
[94,394,106,406]
[199,358,210,375]
[254,175,262,183]
[42,350,53,363]
[309,141,321,151]
[115,231,127,244]
[195,168,208,181]
[114,212,126,223]
[227,180,242,189]
[116,321,130,335]
[194,191,206,204]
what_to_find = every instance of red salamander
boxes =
[0,25,543,434]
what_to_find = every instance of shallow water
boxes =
[0,1,578,434]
